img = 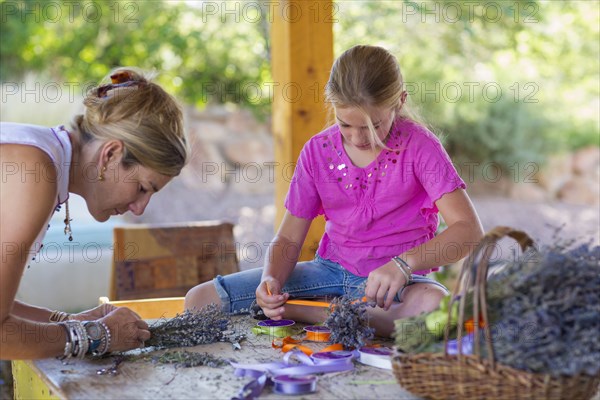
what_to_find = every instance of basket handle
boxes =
[443,226,535,369]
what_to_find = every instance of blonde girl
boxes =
[186,45,483,336]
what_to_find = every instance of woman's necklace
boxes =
[28,202,72,268]
[64,200,73,242]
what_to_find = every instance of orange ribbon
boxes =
[285,299,331,308]
[305,329,331,342]
[464,315,486,334]
[285,296,368,309]
[272,336,343,356]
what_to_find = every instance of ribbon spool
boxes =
[311,350,354,365]
[272,375,317,395]
[254,319,295,338]
[231,350,354,399]
[303,325,331,342]
[273,336,343,356]
[358,347,393,370]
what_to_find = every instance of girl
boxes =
[185,45,484,336]
[1,68,189,359]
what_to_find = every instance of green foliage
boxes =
[1,0,598,157]
[1,0,272,116]
[334,0,599,162]
[443,97,553,171]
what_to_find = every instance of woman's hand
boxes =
[365,260,408,311]
[99,307,150,352]
[69,303,118,321]
[255,278,289,320]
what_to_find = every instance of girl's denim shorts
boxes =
[213,254,449,314]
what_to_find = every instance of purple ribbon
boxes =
[272,375,317,395]
[447,332,475,355]
[232,373,269,400]
[231,350,355,399]
[232,361,287,378]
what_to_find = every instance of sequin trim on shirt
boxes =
[320,128,407,192]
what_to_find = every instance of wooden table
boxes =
[13,317,418,399]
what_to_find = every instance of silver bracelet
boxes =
[393,256,413,273]
[71,320,88,359]
[392,256,413,286]
[76,321,90,358]
[60,320,89,359]
[58,323,72,359]
[393,256,412,275]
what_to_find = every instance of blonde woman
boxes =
[186,45,484,337]
[0,69,189,359]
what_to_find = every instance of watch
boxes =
[84,321,105,355]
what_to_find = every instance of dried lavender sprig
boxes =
[146,303,230,349]
[325,295,375,349]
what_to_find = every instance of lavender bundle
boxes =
[325,296,375,349]
[146,304,230,349]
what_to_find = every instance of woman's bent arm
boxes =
[1,144,61,358]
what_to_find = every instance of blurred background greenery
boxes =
[1,0,598,173]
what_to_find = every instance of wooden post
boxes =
[271,0,334,260]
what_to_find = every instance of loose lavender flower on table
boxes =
[152,350,228,368]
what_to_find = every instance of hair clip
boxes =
[96,72,142,98]
[110,71,134,84]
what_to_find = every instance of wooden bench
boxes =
[98,296,184,319]
[111,221,238,300]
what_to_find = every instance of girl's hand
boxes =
[69,303,118,321]
[365,261,408,311]
[99,307,150,352]
[255,278,290,320]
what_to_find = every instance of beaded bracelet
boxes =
[392,256,413,286]
[96,321,111,356]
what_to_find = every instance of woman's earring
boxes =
[99,166,107,181]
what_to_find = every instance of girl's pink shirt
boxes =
[284,119,466,277]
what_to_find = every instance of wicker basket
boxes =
[392,226,600,400]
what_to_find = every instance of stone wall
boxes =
[451,148,599,207]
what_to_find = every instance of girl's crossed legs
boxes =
[184,255,448,337]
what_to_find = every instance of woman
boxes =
[1,68,189,359]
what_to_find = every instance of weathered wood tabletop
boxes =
[28,316,418,399]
